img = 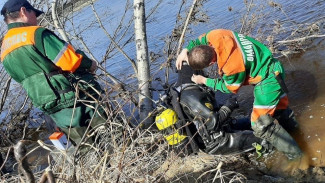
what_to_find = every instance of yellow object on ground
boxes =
[155,109,187,145]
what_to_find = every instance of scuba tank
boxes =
[155,108,193,155]
[155,109,187,146]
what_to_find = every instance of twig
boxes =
[0,77,11,112]
[13,140,35,183]
[52,0,123,88]
[276,34,325,44]
[240,0,254,34]
[99,152,108,183]
[37,140,54,152]
[163,0,186,84]
[89,0,137,73]
[38,167,55,183]
[135,134,164,144]
[0,147,12,173]
[0,129,14,146]
[176,0,198,55]
[212,162,223,183]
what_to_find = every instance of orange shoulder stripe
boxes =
[1,26,40,61]
[54,43,83,72]
[207,29,246,76]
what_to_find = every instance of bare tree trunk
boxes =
[51,0,70,43]
[133,0,153,126]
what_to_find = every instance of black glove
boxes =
[224,97,239,111]
[218,106,231,123]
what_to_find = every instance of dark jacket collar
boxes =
[8,22,33,30]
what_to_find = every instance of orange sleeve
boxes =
[53,43,83,72]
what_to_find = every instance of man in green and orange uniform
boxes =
[176,29,302,160]
[1,0,106,146]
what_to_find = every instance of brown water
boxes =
[259,40,325,174]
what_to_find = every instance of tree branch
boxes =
[51,0,70,43]
[90,0,137,74]
[276,34,325,44]
[176,0,198,55]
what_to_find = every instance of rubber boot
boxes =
[179,85,219,131]
[60,127,94,154]
[88,116,114,151]
[88,116,108,140]
[205,130,263,155]
[89,116,107,129]
[252,115,302,160]
[273,108,299,133]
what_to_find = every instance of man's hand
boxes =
[89,60,98,74]
[191,74,207,85]
[176,48,189,70]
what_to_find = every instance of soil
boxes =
[154,151,325,183]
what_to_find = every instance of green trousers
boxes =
[49,103,105,128]
[49,103,107,146]
[251,59,288,124]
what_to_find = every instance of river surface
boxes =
[70,0,325,80]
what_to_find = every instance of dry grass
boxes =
[0,96,253,183]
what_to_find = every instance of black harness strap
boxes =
[46,70,64,77]
[275,74,289,94]
[46,70,75,95]
[170,87,200,154]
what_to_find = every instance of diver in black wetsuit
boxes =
[165,62,269,155]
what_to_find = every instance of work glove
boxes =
[89,60,98,74]
[218,106,231,124]
[224,97,239,111]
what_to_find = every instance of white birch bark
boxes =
[133,0,153,126]
[51,0,70,43]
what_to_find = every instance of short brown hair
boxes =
[3,11,20,23]
[188,45,215,70]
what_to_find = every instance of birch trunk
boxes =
[133,0,153,126]
[51,0,70,43]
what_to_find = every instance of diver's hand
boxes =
[191,74,207,85]
[224,97,239,111]
[176,48,189,70]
